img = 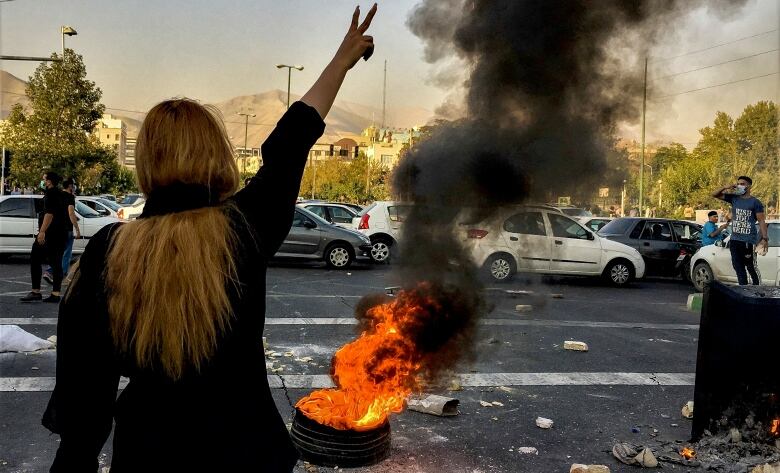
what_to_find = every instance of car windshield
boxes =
[561,208,592,217]
[96,198,122,211]
[120,195,141,205]
[598,218,635,235]
[75,201,101,218]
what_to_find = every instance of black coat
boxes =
[44,102,325,472]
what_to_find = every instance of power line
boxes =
[653,29,778,62]
[651,71,778,100]
[655,48,779,80]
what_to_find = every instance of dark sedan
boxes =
[598,218,702,279]
[273,207,373,269]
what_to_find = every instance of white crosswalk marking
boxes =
[1,372,694,392]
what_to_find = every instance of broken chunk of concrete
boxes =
[751,464,780,473]
[564,341,589,352]
[47,335,57,345]
[681,401,694,419]
[517,447,538,455]
[729,427,741,443]
[447,379,462,391]
[634,448,658,468]
[612,443,639,465]
[407,394,459,417]
[515,304,533,313]
[479,400,493,407]
[570,464,611,473]
[535,417,554,429]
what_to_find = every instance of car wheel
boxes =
[325,243,353,269]
[370,237,392,264]
[691,262,713,293]
[486,253,515,283]
[604,259,634,287]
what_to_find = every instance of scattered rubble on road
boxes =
[751,463,780,473]
[535,417,554,429]
[550,293,564,299]
[564,340,589,352]
[517,447,538,455]
[570,464,611,473]
[407,394,459,417]
[681,400,694,419]
[612,442,639,465]
[515,304,533,313]
[635,448,659,467]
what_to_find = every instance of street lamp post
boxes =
[61,25,77,59]
[275,64,304,109]
[237,112,256,173]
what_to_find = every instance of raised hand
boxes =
[334,4,377,70]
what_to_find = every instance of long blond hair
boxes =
[106,99,240,379]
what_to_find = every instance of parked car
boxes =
[97,194,117,202]
[689,221,779,292]
[598,217,702,279]
[576,216,614,232]
[0,195,122,256]
[548,205,593,218]
[298,202,359,229]
[462,207,645,286]
[341,203,364,213]
[274,207,373,269]
[77,196,126,220]
[118,198,146,220]
[119,194,144,206]
[352,201,412,263]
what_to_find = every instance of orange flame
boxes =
[680,447,696,460]
[771,419,779,437]
[296,285,441,431]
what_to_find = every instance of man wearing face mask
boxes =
[712,176,769,285]
[20,171,69,303]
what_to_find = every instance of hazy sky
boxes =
[1,0,778,145]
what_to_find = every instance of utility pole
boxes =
[237,112,255,173]
[639,57,648,217]
[382,60,387,128]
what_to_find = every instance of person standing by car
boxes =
[43,5,376,472]
[712,176,769,285]
[20,171,70,303]
[701,210,729,246]
[43,179,81,284]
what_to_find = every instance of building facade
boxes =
[95,114,127,165]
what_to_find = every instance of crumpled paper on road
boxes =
[0,325,55,353]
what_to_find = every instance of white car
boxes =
[298,202,359,229]
[77,196,127,220]
[689,221,780,292]
[352,201,412,263]
[0,195,122,256]
[463,206,645,286]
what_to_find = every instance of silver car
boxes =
[274,207,373,269]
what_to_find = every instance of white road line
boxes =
[0,318,59,325]
[0,290,34,297]
[0,372,695,392]
[0,317,698,330]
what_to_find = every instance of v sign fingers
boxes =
[350,6,360,31]
[358,3,378,33]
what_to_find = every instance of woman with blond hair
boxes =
[43,5,376,472]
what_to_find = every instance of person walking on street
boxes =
[21,171,70,302]
[701,210,729,246]
[43,5,377,472]
[43,179,81,284]
[712,176,769,285]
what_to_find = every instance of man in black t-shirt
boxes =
[43,179,81,284]
[21,171,70,303]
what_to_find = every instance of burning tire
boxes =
[604,259,633,286]
[370,237,392,264]
[290,408,391,468]
[691,261,713,293]
[486,253,516,282]
[325,243,353,269]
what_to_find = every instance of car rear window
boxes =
[0,198,34,218]
[599,218,634,235]
[357,202,377,217]
[388,205,411,222]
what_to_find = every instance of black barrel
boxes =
[692,282,780,440]
[290,408,391,468]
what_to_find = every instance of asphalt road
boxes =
[0,257,704,473]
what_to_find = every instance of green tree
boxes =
[300,154,390,203]
[0,49,129,192]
